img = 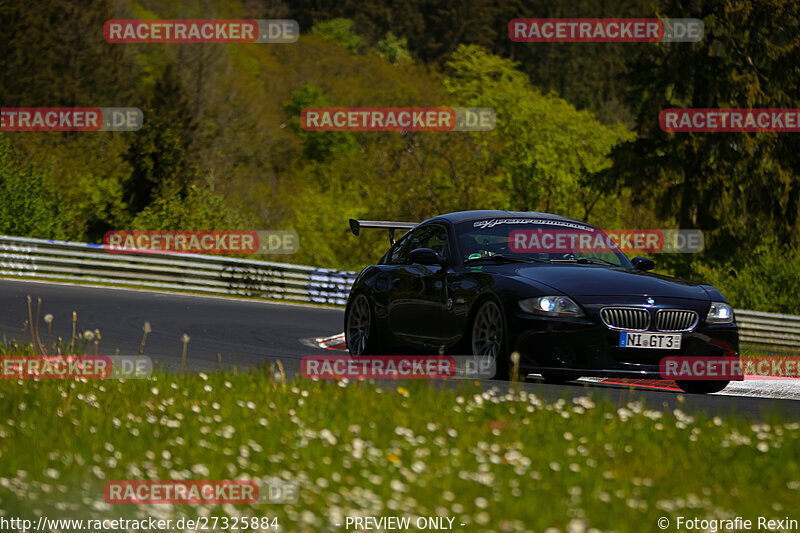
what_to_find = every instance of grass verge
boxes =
[1,363,799,532]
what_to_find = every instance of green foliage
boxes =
[0,135,66,239]
[131,185,244,230]
[284,84,357,162]
[310,18,364,53]
[0,0,129,107]
[376,32,411,64]
[123,65,198,215]
[444,45,635,226]
[693,239,800,314]
[3,0,799,314]
[610,0,800,276]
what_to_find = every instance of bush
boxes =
[0,135,67,239]
[692,238,800,314]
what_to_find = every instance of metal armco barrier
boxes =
[0,235,357,305]
[734,310,800,351]
[1,234,798,350]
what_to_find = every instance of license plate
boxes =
[619,331,681,350]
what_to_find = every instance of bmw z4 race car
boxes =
[344,210,739,394]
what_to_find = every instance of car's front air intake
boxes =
[600,307,650,331]
[655,309,698,332]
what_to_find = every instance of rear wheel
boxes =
[676,380,730,394]
[470,299,510,380]
[345,293,379,355]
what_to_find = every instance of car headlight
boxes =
[519,296,584,317]
[706,302,733,323]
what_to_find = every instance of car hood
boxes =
[513,264,710,300]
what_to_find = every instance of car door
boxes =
[384,224,449,346]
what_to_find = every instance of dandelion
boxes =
[44,314,54,348]
[180,334,190,373]
[397,386,409,397]
[69,311,77,353]
[139,322,151,355]
[568,519,588,533]
[390,479,407,492]
[191,464,210,476]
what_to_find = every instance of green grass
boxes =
[1,364,799,532]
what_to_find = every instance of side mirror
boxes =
[632,257,655,271]
[409,248,444,266]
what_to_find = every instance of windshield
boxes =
[456,218,633,267]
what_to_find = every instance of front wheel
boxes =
[675,380,730,394]
[470,299,510,380]
[345,293,379,355]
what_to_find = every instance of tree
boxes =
[607,0,800,276]
[123,65,197,215]
[131,185,243,231]
[0,135,66,239]
[444,45,634,225]
[284,84,357,163]
[0,0,130,107]
[310,18,364,53]
[376,32,412,64]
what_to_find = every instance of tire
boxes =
[345,293,379,355]
[540,372,581,384]
[675,380,730,394]
[470,299,510,380]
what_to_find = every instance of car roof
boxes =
[419,210,591,226]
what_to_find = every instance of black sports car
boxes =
[344,210,739,394]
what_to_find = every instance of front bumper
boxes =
[508,306,739,380]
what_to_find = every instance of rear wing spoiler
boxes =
[349,219,417,244]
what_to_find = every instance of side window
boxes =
[387,230,418,265]
[417,224,449,260]
[387,225,449,265]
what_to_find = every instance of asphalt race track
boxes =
[1,278,798,419]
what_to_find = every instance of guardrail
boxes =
[1,234,798,351]
[734,310,800,351]
[0,234,357,306]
